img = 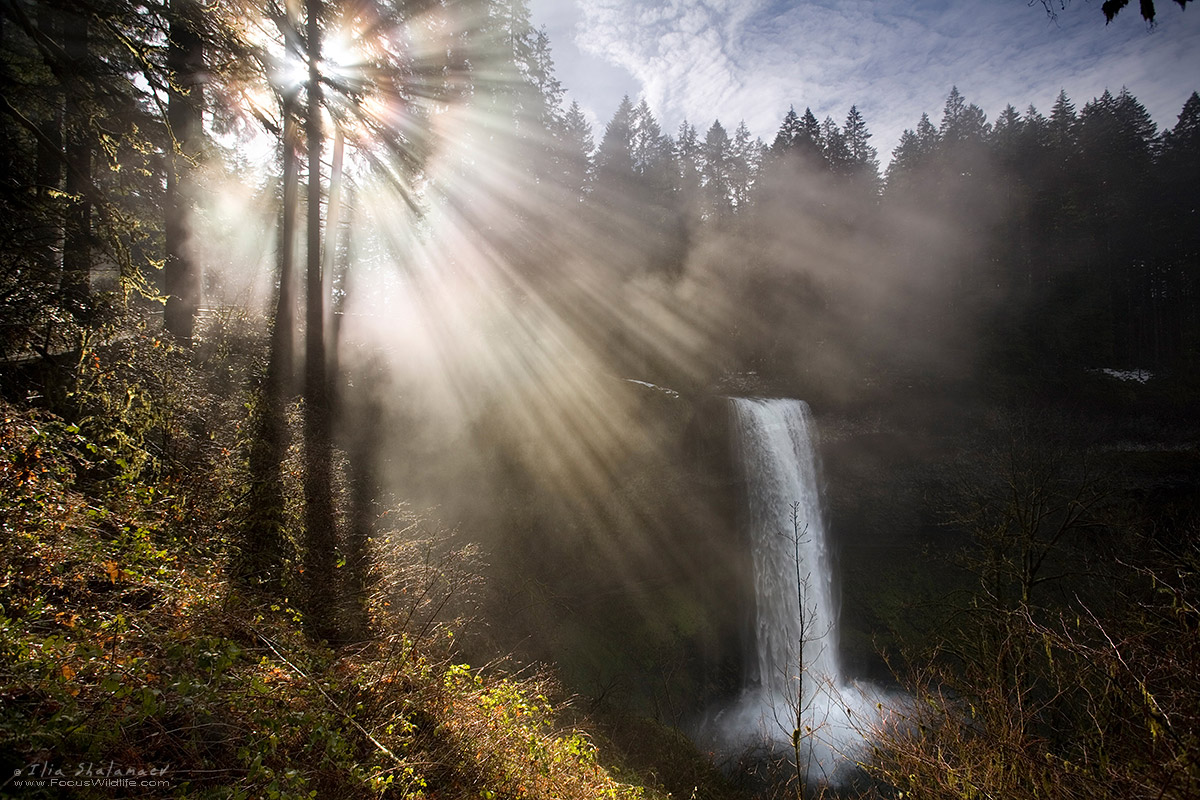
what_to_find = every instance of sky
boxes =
[527,0,1200,162]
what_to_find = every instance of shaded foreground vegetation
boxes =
[0,318,743,799]
[3,313,1198,800]
[835,412,1200,800]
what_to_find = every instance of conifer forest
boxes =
[0,0,1197,797]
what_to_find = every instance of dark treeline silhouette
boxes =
[888,86,1200,383]
[513,81,1200,404]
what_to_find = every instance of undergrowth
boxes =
[0,319,669,800]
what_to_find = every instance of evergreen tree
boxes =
[596,94,637,182]
[558,100,594,201]
[701,119,733,221]
[631,98,663,175]
[517,24,566,185]
[471,0,564,184]
[991,105,1028,182]
[769,105,823,166]
[1080,89,1158,169]
[843,104,879,183]
[822,115,851,175]
[593,96,686,278]
[675,119,704,219]
[59,6,94,317]
[992,105,1022,148]
[1157,92,1200,366]
[630,98,674,198]
[301,0,337,641]
[0,0,178,365]
[887,112,938,187]
[729,120,760,211]
[916,112,939,152]
[1164,91,1200,152]
[1114,88,1161,154]
[939,85,989,146]
[31,5,64,281]
[528,26,565,132]
[1048,89,1078,150]
[958,102,991,143]
[1078,88,1161,367]
[796,107,824,162]
[888,129,922,181]
[939,86,967,135]
[1022,104,1051,151]
[1031,97,1076,249]
[771,106,803,154]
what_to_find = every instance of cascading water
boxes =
[699,397,888,786]
[733,397,842,700]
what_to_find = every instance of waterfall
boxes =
[698,397,887,786]
[732,397,842,700]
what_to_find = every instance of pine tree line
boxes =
[542,81,1199,381]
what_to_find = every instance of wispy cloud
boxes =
[540,0,1200,159]
[572,0,755,132]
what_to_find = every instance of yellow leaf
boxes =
[104,561,120,582]
[61,664,75,680]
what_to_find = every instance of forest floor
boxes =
[0,400,738,800]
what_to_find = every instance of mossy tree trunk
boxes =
[164,0,205,343]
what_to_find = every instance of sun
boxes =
[322,26,364,86]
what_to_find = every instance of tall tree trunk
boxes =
[236,100,300,591]
[332,180,361,630]
[302,0,337,641]
[35,5,64,279]
[164,0,205,342]
[343,361,379,639]
[322,128,345,376]
[61,10,91,319]
[329,180,354,384]
[273,104,300,399]
[274,0,304,394]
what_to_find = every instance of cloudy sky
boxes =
[527,0,1200,162]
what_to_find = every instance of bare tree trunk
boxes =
[789,501,809,800]
[302,0,338,641]
[61,10,91,318]
[329,180,354,383]
[164,0,205,342]
[343,361,379,638]
[322,128,344,373]
[35,5,64,278]
[236,98,300,591]
[273,103,300,398]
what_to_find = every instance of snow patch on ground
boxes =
[624,379,680,397]
[1095,368,1154,383]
